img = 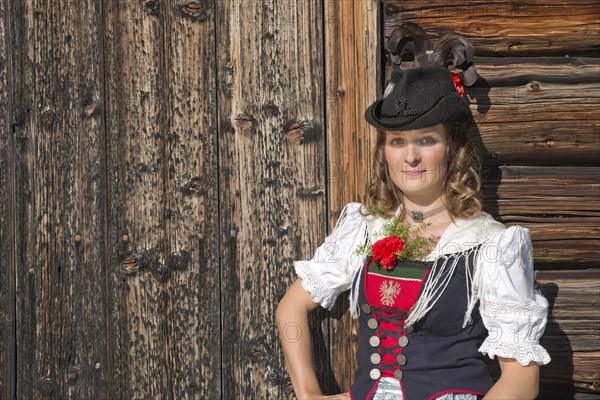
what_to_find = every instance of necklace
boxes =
[405,204,446,223]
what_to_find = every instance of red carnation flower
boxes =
[451,72,465,98]
[452,72,465,97]
[372,236,405,270]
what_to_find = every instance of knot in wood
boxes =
[169,250,190,271]
[179,1,208,22]
[121,251,145,274]
[41,109,56,128]
[506,41,523,50]
[285,120,314,144]
[84,103,95,117]
[250,340,268,361]
[39,376,54,394]
[143,0,159,16]
[67,366,81,383]
[232,113,255,130]
[527,81,541,92]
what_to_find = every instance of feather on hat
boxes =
[365,23,478,131]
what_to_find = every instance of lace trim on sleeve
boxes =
[482,299,547,320]
[294,260,337,311]
[479,339,551,366]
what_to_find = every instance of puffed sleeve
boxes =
[293,202,369,311]
[476,225,551,366]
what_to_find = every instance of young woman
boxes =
[276,24,550,400]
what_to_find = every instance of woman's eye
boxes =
[390,138,403,145]
[421,137,435,144]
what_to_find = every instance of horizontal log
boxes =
[481,166,600,266]
[383,1,600,56]
[471,56,600,85]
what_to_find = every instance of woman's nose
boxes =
[405,144,421,165]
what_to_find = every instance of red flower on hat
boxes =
[371,236,405,270]
[451,72,464,98]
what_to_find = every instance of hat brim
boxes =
[364,93,472,131]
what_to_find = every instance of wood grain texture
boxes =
[0,0,16,398]
[325,0,380,396]
[9,0,109,398]
[215,0,326,398]
[383,0,600,56]
[481,166,600,266]
[103,0,220,398]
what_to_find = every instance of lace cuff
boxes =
[479,339,551,367]
[294,260,339,311]
[293,202,369,311]
[479,298,551,366]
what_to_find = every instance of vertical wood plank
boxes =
[103,1,169,398]
[216,0,325,398]
[324,0,380,394]
[11,0,109,398]
[103,0,220,398]
[159,0,221,397]
[0,0,16,397]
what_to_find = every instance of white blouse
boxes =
[293,202,551,367]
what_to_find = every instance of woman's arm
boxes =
[483,357,540,400]
[276,277,324,399]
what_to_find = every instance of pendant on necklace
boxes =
[410,210,424,222]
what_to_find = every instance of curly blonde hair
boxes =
[360,120,483,223]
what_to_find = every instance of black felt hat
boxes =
[365,23,478,131]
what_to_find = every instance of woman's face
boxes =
[384,123,449,200]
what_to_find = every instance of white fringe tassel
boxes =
[405,246,481,327]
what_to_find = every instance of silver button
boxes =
[370,368,381,380]
[361,303,372,314]
[398,336,409,347]
[369,336,380,347]
[404,324,414,334]
[394,369,403,380]
[370,353,381,364]
[367,318,378,329]
[397,354,407,365]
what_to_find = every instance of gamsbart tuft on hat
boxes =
[365,23,478,131]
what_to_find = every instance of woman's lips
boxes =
[402,170,425,176]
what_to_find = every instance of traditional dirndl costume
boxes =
[294,202,551,400]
